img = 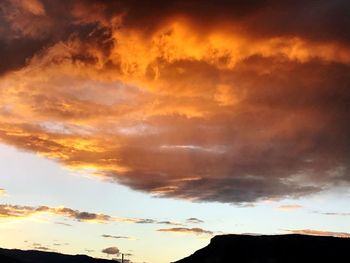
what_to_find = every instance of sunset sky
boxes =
[1,0,350,262]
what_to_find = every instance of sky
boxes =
[0,0,350,262]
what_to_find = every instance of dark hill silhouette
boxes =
[0,254,22,263]
[173,234,350,263]
[0,248,119,263]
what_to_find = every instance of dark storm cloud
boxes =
[0,0,350,204]
[70,0,350,44]
[0,0,114,75]
[1,0,350,75]
[110,56,350,203]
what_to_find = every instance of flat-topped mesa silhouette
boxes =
[0,248,120,263]
[173,234,350,263]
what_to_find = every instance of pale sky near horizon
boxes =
[1,1,350,262]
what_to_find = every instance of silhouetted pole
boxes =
[121,253,124,263]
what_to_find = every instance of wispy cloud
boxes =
[101,234,132,240]
[285,229,350,238]
[157,227,214,236]
[186,218,204,224]
[157,220,183,226]
[31,242,51,251]
[313,211,350,216]
[0,204,111,223]
[0,204,181,226]
[116,217,181,226]
[52,242,69,246]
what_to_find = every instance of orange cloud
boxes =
[0,204,111,223]
[286,229,350,238]
[0,204,181,226]
[1,0,350,204]
[13,0,46,16]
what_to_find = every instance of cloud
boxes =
[157,227,213,236]
[0,0,350,204]
[0,204,111,223]
[278,204,303,211]
[53,242,69,246]
[8,0,46,16]
[313,211,350,216]
[31,242,51,251]
[186,218,204,224]
[114,217,180,225]
[286,229,350,238]
[0,203,181,226]
[102,246,120,255]
[101,234,131,240]
[157,220,182,226]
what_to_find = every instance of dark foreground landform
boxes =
[0,248,118,263]
[173,234,350,263]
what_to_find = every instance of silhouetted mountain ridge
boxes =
[173,234,350,263]
[0,248,119,263]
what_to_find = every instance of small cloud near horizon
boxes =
[102,246,120,256]
[157,227,214,236]
[285,229,350,238]
[313,211,350,216]
[101,234,132,240]
[31,242,51,251]
[186,218,204,224]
